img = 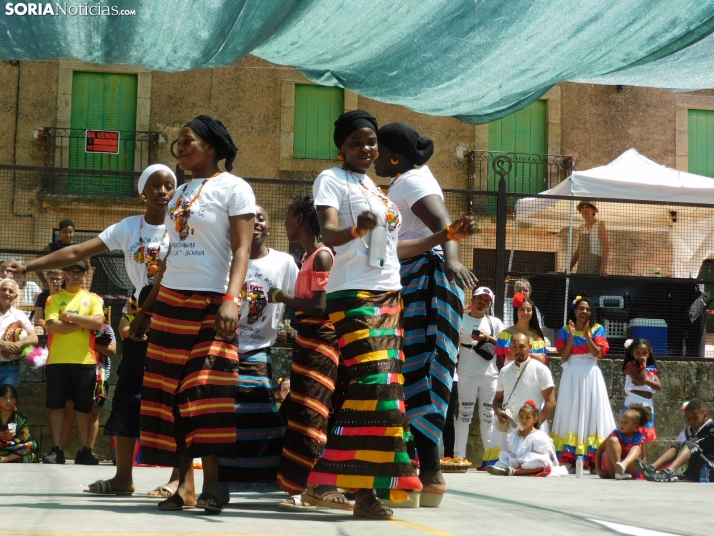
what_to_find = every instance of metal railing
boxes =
[39,128,162,172]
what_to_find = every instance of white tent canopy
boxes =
[514,149,714,279]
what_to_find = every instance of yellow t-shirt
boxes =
[45,290,104,365]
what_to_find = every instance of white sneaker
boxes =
[615,461,627,475]
[615,472,632,480]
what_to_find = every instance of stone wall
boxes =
[464,357,713,463]
[17,346,709,463]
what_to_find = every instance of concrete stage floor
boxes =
[0,463,708,536]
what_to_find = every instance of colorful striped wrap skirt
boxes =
[400,250,464,446]
[306,290,422,502]
[218,347,285,492]
[139,286,240,467]
[277,315,339,494]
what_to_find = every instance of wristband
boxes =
[137,307,154,317]
[65,313,71,323]
[446,223,461,242]
[271,288,283,303]
[223,294,240,306]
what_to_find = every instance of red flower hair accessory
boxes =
[512,292,526,308]
[524,400,537,408]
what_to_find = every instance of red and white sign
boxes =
[85,130,120,154]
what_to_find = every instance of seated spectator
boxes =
[0,279,39,388]
[33,269,63,335]
[0,383,38,463]
[595,404,651,480]
[13,272,42,312]
[637,399,714,482]
[487,400,565,477]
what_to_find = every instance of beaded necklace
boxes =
[169,171,221,241]
[344,167,400,232]
[132,217,167,284]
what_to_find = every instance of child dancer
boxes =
[636,399,714,482]
[623,338,660,442]
[487,400,565,477]
[0,384,38,463]
[595,404,651,480]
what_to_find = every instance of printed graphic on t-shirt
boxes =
[133,244,163,284]
[242,282,268,325]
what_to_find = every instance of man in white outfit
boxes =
[453,287,504,460]
[493,333,556,436]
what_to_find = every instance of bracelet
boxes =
[446,223,461,242]
[630,361,646,371]
[65,313,72,324]
[271,288,284,303]
[350,225,359,239]
[137,308,154,317]
[223,294,240,306]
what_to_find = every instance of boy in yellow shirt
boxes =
[41,261,104,465]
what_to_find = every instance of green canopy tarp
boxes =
[2,0,714,123]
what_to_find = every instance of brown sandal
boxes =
[353,492,393,520]
[301,486,353,511]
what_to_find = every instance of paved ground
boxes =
[0,463,709,536]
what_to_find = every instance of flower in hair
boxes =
[571,295,582,309]
[623,338,633,349]
[681,401,689,412]
[512,292,526,308]
[524,400,537,407]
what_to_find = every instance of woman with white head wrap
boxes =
[1,163,177,495]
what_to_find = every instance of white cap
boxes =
[472,287,494,301]
[138,164,177,196]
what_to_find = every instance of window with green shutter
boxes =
[486,99,547,212]
[69,71,138,196]
[293,85,344,160]
[688,109,714,178]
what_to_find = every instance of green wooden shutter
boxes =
[688,109,714,178]
[69,72,137,196]
[293,84,343,160]
[486,99,547,211]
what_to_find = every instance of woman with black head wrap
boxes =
[130,115,256,514]
[375,122,477,507]
[306,111,475,520]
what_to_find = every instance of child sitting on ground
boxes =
[487,400,566,477]
[636,399,714,482]
[0,383,38,463]
[595,403,651,480]
[622,338,661,442]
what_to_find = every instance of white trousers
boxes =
[453,373,497,459]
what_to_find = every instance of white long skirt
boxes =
[550,354,615,467]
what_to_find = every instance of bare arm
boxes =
[411,195,478,289]
[215,213,255,339]
[317,206,376,248]
[582,322,602,358]
[57,311,104,331]
[44,319,81,334]
[559,322,576,361]
[118,316,131,340]
[569,227,581,270]
[95,338,117,358]
[1,237,108,275]
[397,216,476,259]
[492,390,506,422]
[539,386,555,422]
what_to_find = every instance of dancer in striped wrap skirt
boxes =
[311,111,477,520]
[376,122,477,507]
[133,116,256,514]
[272,195,352,511]
[218,206,298,497]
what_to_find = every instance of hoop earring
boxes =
[390,157,399,165]
[140,193,146,201]
[375,151,380,160]
[338,152,345,161]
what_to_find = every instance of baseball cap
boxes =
[63,260,87,272]
[472,287,494,301]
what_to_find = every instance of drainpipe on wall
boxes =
[8,60,36,240]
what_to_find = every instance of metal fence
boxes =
[39,128,162,173]
[1,163,712,358]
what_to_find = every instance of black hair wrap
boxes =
[333,110,378,149]
[185,115,238,172]
[377,122,434,166]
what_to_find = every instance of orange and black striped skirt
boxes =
[139,286,239,467]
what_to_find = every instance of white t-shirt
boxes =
[458,314,505,377]
[313,167,401,292]
[239,249,298,352]
[162,172,256,293]
[0,307,32,362]
[99,215,170,299]
[496,357,554,416]
[387,165,444,240]
[21,281,42,307]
